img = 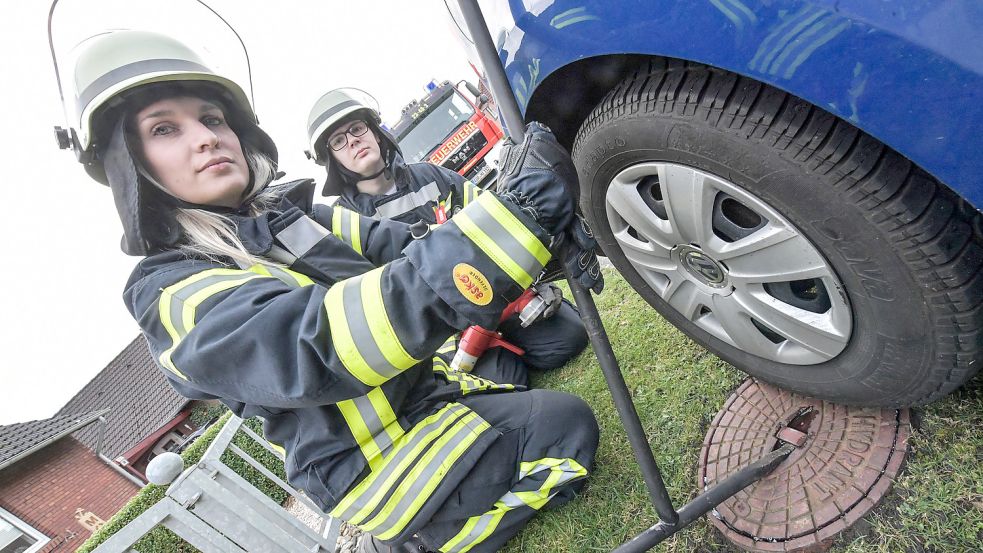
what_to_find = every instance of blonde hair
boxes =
[173,149,282,268]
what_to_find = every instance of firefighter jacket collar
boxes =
[339,153,462,224]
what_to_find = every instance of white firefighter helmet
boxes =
[305,87,382,165]
[64,29,274,183]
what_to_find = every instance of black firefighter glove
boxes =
[497,122,604,294]
[496,121,576,236]
[555,214,604,293]
[534,282,564,319]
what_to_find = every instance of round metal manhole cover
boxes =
[698,379,910,552]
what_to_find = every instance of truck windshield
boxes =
[398,92,475,163]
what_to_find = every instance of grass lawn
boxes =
[503,270,983,553]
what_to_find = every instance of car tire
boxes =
[572,59,983,407]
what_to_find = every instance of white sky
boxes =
[0,0,479,424]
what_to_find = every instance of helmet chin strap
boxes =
[355,140,396,183]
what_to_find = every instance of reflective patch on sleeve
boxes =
[440,457,588,553]
[157,268,268,379]
[248,264,314,288]
[337,387,406,471]
[452,192,551,288]
[325,267,421,386]
[331,207,365,255]
[275,215,330,258]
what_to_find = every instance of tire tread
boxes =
[573,61,983,406]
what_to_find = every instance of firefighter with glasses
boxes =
[60,30,599,553]
[305,89,595,386]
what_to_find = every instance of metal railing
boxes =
[92,415,342,553]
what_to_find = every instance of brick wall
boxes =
[0,437,140,552]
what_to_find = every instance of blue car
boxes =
[446,1,983,408]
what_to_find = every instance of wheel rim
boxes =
[604,162,852,365]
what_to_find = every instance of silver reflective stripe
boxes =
[351,394,396,458]
[360,412,489,536]
[342,276,403,381]
[337,209,354,247]
[335,404,469,522]
[166,273,254,335]
[467,200,543,282]
[276,216,330,258]
[437,334,457,354]
[267,245,298,266]
[444,513,498,553]
[265,266,303,287]
[374,182,441,219]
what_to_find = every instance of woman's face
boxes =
[328,119,384,176]
[136,96,250,208]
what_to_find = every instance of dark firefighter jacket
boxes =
[337,153,485,225]
[123,179,552,543]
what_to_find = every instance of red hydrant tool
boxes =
[450,288,546,372]
[436,197,547,372]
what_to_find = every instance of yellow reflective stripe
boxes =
[337,399,384,469]
[453,193,550,288]
[478,194,551,267]
[349,209,363,255]
[325,280,384,386]
[157,289,186,379]
[249,264,315,288]
[157,269,266,380]
[368,412,490,539]
[441,457,588,553]
[325,268,421,386]
[331,403,469,521]
[441,504,508,553]
[369,387,403,445]
[453,213,533,288]
[332,207,343,241]
[269,441,286,459]
[361,267,420,372]
[331,207,364,254]
[338,387,405,471]
[436,334,458,354]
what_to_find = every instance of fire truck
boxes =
[390,79,504,188]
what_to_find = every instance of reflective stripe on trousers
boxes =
[439,457,588,553]
[330,402,493,540]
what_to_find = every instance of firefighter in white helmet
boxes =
[60,30,598,553]
[305,89,596,385]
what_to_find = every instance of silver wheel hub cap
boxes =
[604,162,852,365]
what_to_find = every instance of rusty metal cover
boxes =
[698,379,910,552]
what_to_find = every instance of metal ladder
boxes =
[91,415,342,553]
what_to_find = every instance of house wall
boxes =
[0,437,140,551]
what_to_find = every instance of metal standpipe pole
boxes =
[454,0,680,528]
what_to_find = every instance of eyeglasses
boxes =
[327,120,370,151]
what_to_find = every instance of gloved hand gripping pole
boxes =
[453,1,795,550]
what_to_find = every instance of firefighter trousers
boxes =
[415,389,599,553]
[499,300,589,370]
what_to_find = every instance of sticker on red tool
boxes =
[453,263,493,306]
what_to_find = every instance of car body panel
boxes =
[475,0,982,208]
